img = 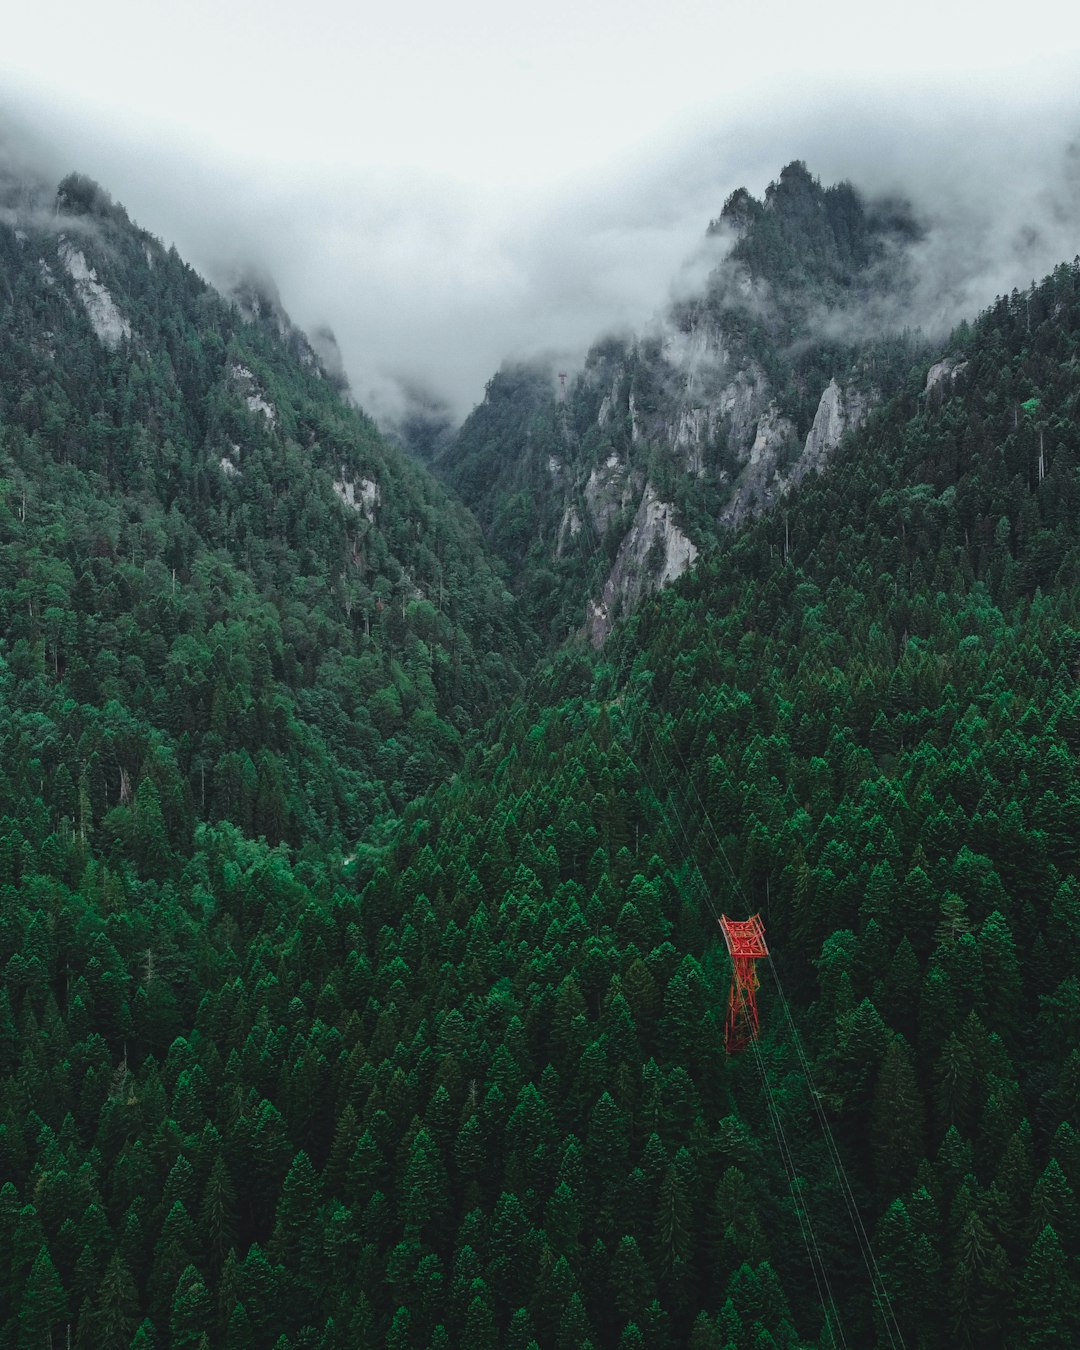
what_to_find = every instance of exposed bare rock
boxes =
[309,324,352,396]
[229,266,292,337]
[584,452,640,534]
[597,373,620,427]
[661,323,718,399]
[924,357,969,400]
[652,341,770,477]
[58,240,131,349]
[587,483,698,644]
[231,363,277,425]
[333,473,380,521]
[215,440,244,479]
[720,405,799,527]
[718,364,770,453]
[672,408,709,475]
[718,379,872,527]
[797,378,871,477]
[556,504,582,557]
[628,391,644,445]
[750,406,795,465]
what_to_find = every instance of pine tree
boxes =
[169,1265,213,1349]
[18,1245,68,1350]
[199,1155,237,1274]
[1015,1224,1078,1348]
[869,1034,924,1190]
[400,1129,449,1243]
[91,1253,139,1350]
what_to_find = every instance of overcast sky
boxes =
[2,1,1080,424]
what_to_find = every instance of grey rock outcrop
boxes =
[584,452,640,535]
[587,483,698,644]
[924,357,968,402]
[797,378,871,477]
[58,240,132,350]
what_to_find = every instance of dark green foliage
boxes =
[436,361,608,642]
[2,167,1080,1349]
[0,182,533,852]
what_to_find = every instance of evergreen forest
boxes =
[1,165,1079,1348]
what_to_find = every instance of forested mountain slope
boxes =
[0,172,534,852]
[2,142,1079,1349]
[438,162,927,645]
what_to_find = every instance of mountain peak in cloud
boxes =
[2,75,1078,434]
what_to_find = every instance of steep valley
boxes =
[1,159,1079,1350]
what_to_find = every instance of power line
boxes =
[640,648,905,1350]
[554,392,854,1344]
[622,680,848,1348]
[766,959,905,1350]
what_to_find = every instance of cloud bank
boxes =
[2,68,1079,430]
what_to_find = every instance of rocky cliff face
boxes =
[586,484,698,643]
[574,350,874,638]
[57,239,133,350]
[439,161,928,644]
[715,376,874,527]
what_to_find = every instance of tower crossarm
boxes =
[718,913,768,1054]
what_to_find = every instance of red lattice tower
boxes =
[719,913,768,1054]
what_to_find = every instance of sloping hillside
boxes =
[0,172,535,848]
[2,152,1079,1345]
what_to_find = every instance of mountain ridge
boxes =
[0,168,535,845]
[436,160,931,644]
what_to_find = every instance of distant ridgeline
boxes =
[438,161,929,645]
[2,156,1080,1349]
